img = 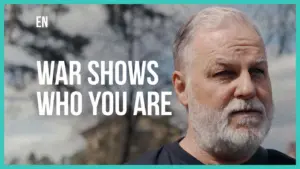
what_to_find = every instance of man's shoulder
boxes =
[125,150,161,165]
[124,145,296,165]
[266,148,295,164]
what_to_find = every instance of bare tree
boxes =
[90,5,179,163]
[5,5,90,93]
[5,4,181,164]
[249,4,296,57]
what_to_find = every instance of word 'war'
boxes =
[37,91,173,116]
[37,60,159,86]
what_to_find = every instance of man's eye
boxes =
[214,71,236,77]
[250,68,265,75]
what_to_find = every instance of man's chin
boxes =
[232,125,262,132]
[228,118,266,131]
[224,125,266,140]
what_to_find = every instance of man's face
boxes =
[185,24,274,159]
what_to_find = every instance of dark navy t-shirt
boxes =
[126,138,296,165]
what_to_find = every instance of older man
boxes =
[127,7,295,164]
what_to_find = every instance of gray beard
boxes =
[188,98,273,161]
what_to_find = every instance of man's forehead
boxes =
[206,55,268,67]
[191,23,264,51]
[214,56,267,63]
[190,28,266,61]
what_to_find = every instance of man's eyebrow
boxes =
[212,57,238,66]
[204,58,234,73]
[255,58,267,64]
[204,57,268,72]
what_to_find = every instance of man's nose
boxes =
[234,72,256,100]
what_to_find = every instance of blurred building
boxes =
[70,116,182,164]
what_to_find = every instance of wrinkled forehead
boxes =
[188,24,266,67]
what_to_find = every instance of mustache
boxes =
[223,98,266,116]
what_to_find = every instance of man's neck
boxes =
[179,129,251,164]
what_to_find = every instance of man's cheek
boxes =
[215,88,234,107]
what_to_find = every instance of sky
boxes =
[4,5,296,163]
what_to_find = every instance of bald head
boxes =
[173,7,263,72]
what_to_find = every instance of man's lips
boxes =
[229,109,264,127]
[230,109,263,116]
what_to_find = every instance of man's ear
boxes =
[172,71,188,107]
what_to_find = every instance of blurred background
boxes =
[4,4,296,164]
